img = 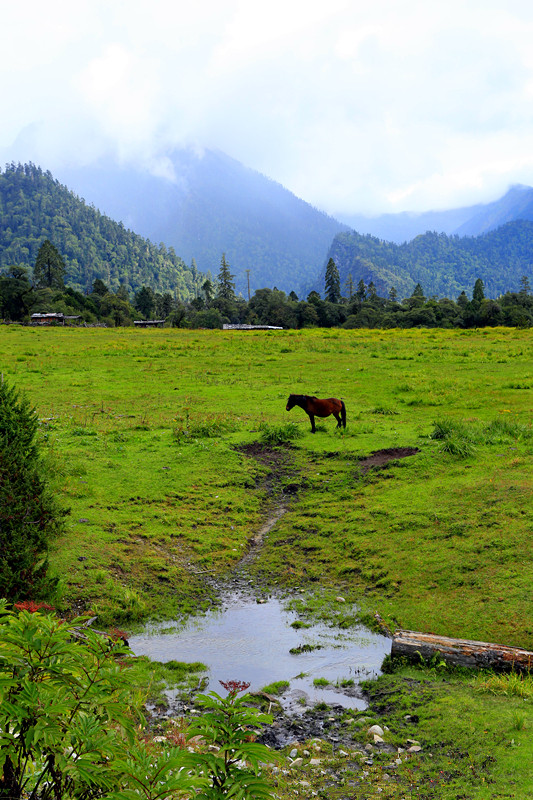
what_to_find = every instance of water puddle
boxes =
[130,594,390,712]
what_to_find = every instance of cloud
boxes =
[3,0,533,214]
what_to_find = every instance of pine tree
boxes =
[202,278,214,306]
[0,379,67,599]
[33,240,66,289]
[344,273,354,300]
[472,278,485,304]
[217,253,236,301]
[324,258,341,303]
[356,279,367,303]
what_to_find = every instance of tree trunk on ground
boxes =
[391,629,533,672]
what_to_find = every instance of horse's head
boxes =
[286,394,296,411]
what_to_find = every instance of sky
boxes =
[3,0,533,217]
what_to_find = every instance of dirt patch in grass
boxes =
[357,447,420,474]
[233,444,300,569]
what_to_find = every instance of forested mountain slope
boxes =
[56,149,348,296]
[0,163,198,298]
[325,221,533,299]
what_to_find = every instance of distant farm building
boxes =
[31,313,81,326]
[222,324,283,330]
[134,320,167,328]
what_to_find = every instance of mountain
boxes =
[336,205,483,243]
[453,184,533,236]
[323,221,533,300]
[56,149,348,297]
[0,162,197,297]
[335,185,533,243]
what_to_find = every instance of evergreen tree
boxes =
[355,279,367,303]
[134,286,155,318]
[202,278,214,306]
[344,273,354,300]
[324,258,341,303]
[92,278,109,296]
[33,240,65,290]
[519,275,531,295]
[0,266,34,320]
[216,253,236,301]
[0,379,67,600]
[472,278,485,304]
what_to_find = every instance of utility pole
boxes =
[245,269,251,301]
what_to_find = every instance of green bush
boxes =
[0,379,68,600]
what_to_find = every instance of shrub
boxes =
[258,422,304,445]
[0,379,68,600]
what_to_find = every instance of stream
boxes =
[130,592,390,713]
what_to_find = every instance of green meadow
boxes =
[1,325,532,798]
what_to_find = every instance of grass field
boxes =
[1,325,532,798]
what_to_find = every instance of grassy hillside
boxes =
[1,325,532,798]
[0,325,530,644]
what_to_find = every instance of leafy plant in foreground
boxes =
[0,601,142,799]
[189,680,278,799]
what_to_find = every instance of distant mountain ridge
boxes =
[336,185,533,243]
[56,149,348,297]
[324,220,533,300]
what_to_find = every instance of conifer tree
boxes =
[0,379,67,599]
[472,278,485,304]
[324,258,341,303]
[33,239,66,289]
[217,253,236,301]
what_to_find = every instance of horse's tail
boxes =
[341,400,346,428]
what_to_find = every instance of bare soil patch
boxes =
[357,447,420,474]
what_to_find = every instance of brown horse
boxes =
[286,394,346,433]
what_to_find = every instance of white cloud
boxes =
[3,0,533,213]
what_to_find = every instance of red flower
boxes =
[13,601,55,614]
[219,679,251,697]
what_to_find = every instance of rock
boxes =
[303,750,310,757]
[289,749,298,759]
[336,596,346,603]
[364,743,374,752]
[408,745,422,753]
[368,725,384,737]
[309,758,322,766]
[373,734,385,744]
[407,739,420,745]
[290,758,303,768]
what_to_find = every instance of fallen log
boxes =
[391,629,533,673]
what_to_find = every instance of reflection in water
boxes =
[130,595,390,711]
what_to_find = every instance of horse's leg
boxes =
[333,412,341,428]
[308,413,316,433]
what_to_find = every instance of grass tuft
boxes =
[258,421,304,445]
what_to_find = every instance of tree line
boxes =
[1,246,532,329]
